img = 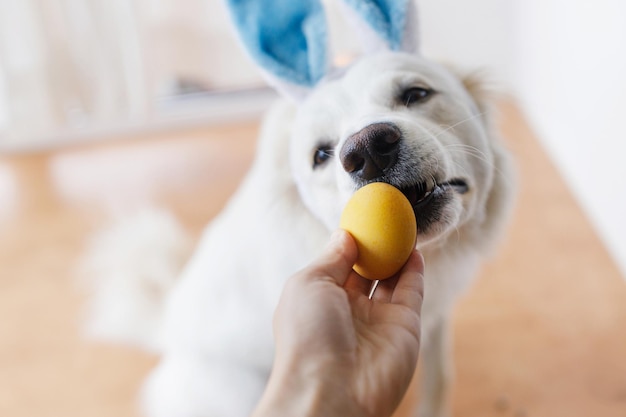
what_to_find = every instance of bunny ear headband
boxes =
[226,0,419,101]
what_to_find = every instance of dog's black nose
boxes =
[340,123,401,181]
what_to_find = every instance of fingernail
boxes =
[329,229,345,245]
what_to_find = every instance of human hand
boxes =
[252,229,425,417]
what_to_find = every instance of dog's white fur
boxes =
[79,208,191,352]
[86,52,514,417]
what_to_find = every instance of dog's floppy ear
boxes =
[225,0,328,101]
[338,0,419,54]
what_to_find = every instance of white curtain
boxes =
[0,0,149,139]
[0,0,262,148]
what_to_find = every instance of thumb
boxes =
[308,229,359,286]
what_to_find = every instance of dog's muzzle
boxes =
[339,122,470,235]
[340,122,401,181]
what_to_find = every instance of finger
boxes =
[306,229,359,286]
[343,269,374,296]
[369,274,398,303]
[368,250,424,303]
[389,250,425,312]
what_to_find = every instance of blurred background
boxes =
[0,0,624,275]
[1,1,626,416]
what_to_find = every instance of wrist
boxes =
[251,357,363,417]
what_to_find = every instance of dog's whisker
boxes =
[444,143,488,155]
[447,150,493,169]
[430,174,438,191]
[444,143,489,158]
[452,223,462,244]
[444,145,494,168]
[449,159,470,177]
[434,112,487,138]
[409,119,513,193]
[445,146,515,189]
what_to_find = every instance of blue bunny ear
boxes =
[340,0,419,53]
[226,0,328,100]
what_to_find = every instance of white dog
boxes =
[82,2,514,417]
[133,51,514,417]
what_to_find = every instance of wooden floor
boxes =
[0,101,625,417]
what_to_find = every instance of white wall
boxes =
[416,0,626,277]
[419,0,518,91]
[0,62,6,132]
[513,0,626,277]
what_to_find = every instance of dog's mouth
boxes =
[395,177,469,236]
[399,178,469,208]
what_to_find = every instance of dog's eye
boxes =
[313,145,334,169]
[400,86,433,106]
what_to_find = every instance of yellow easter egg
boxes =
[339,182,417,280]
